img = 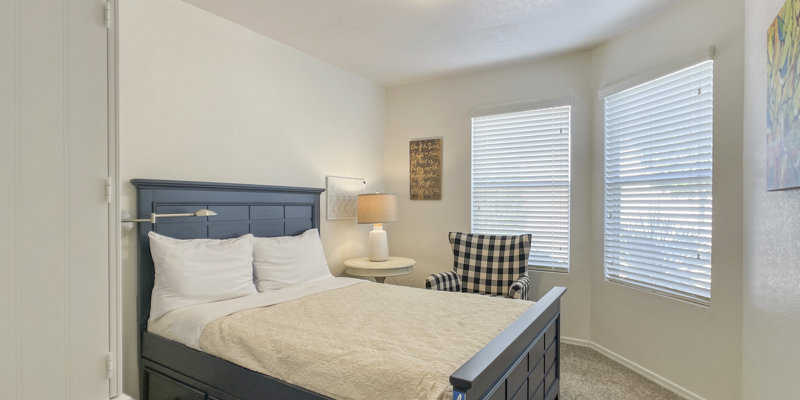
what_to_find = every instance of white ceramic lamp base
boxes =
[368,224,389,261]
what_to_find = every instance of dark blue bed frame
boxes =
[133,179,565,400]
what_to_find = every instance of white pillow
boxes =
[253,228,332,291]
[148,232,257,321]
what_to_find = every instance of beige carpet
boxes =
[560,344,682,400]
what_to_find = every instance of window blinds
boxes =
[603,60,713,304]
[471,106,571,271]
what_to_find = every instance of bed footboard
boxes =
[451,286,566,400]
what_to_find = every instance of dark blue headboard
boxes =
[132,179,325,342]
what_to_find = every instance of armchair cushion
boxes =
[425,271,461,292]
[449,232,532,297]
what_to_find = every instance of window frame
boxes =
[601,59,714,305]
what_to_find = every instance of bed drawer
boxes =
[145,369,206,400]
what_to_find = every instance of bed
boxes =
[133,179,566,400]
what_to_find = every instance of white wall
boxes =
[119,1,386,397]
[589,1,744,399]
[385,51,595,341]
[742,0,800,397]
[117,1,789,399]
[385,0,744,398]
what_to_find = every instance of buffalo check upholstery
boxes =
[425,270,461,292]
[508,275,530,300]
[426,232,533,300]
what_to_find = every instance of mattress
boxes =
[153,278,533,400]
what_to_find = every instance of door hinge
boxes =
[106,352,113,379]
[105,177,113,204]
[104,1,112,29]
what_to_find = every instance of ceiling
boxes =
[183,0,679,87]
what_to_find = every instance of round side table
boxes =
[344,256,415,283]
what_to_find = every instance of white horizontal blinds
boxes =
[603,60,713,304]
[471,106,570,271]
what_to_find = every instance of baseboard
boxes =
[560,336,591,347]
[111,393,135,400]
[561,336,705,400]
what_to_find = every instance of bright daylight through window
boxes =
[603,60,713,305]
[471,105,571,271]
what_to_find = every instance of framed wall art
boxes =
[767,0,800,190]
[409,137,442,200]
[325,176,365,219]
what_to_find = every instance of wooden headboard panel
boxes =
[131,179,324,341]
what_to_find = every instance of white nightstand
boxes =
[344,256,415,283]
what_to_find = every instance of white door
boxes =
[0,0,112,399]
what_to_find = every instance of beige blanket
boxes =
[200,282,532,400]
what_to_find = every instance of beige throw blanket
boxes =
[200,282,532,400]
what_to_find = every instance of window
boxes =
[603,60,713,304]
[471,105,571,271]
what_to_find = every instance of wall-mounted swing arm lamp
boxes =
[121,209,217,224]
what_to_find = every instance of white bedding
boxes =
[150,277,533,400]
[199,281,532,400]
[148,276,363,348]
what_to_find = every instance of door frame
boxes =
[107,0,121,397]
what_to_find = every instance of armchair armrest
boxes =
[425,271,461,292]
[509,275,531,300]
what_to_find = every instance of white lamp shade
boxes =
[357,193,398,224]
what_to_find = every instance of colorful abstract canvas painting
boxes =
[767,0,800,190]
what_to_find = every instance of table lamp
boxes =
[357,193,398,261]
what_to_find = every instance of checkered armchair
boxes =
[425,232,533,300]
